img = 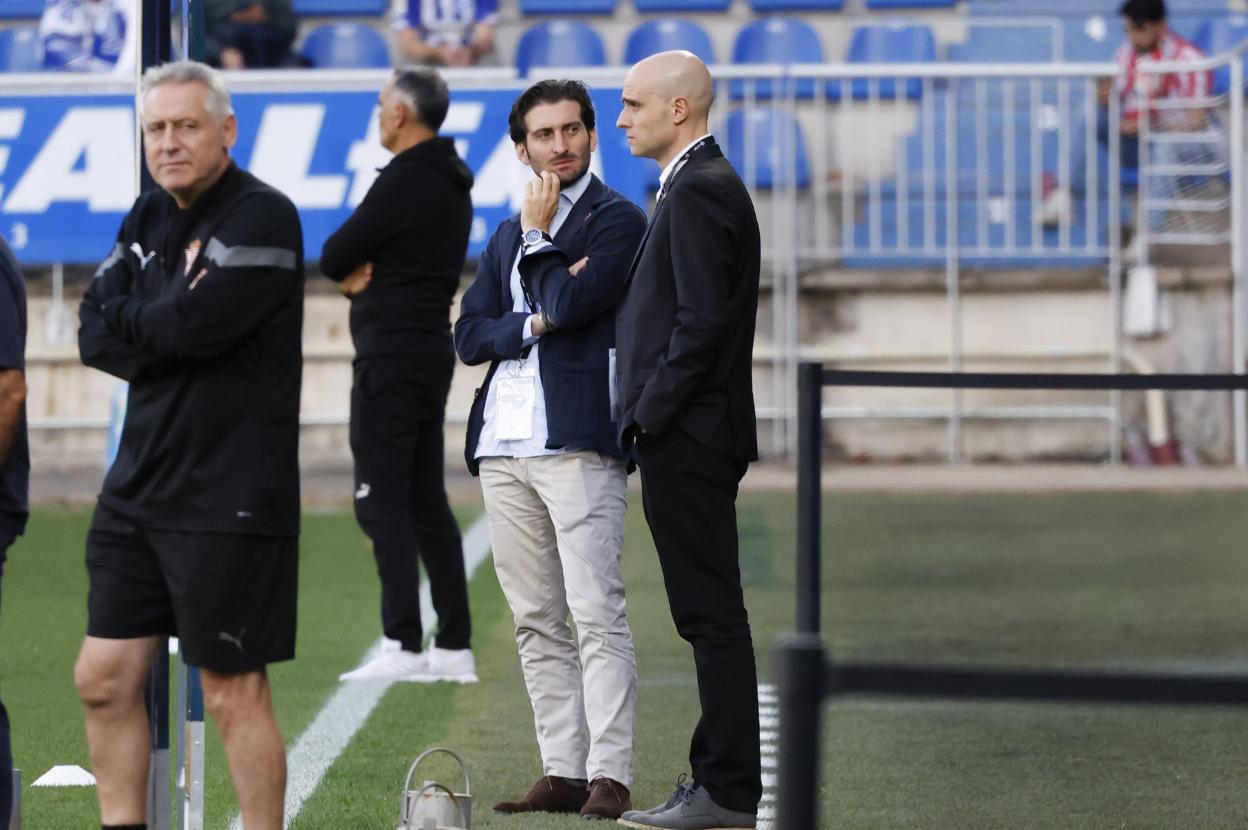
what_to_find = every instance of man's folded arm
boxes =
[102,195,303,361]
[519,200,646,331]
[79,238,178,381]
[319,170,407,281]
[454,233,530,365]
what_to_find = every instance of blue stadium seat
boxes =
[299,24,390,68]
[291,0,388,14]
[722,107,810,189]
[750,0,841,10]
[866,0,954,7]
[731,18,825,100]
[840,23,936,101]
[1061,15,1119,62]
[520,0,615,15]
[0,1,43,18]
[1195,16,1248,95]
[947,27,1056,62]
[624,20,716,64]
[515,21,606,76]
[0,26,41,72]
[634,0,728,11]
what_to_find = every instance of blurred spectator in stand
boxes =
[1042,0,1216,230]
[392,0,497,67]
[40,0,128,72]
[205,0,298,69]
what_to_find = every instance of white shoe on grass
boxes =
[381,636,402,652]
[421,647,478,684]
[339,649,429,682]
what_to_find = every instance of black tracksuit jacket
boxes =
[78,163,304,537]
[319,136,474,360]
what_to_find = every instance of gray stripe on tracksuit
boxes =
[205,237,297,270]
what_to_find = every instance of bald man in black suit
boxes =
[613,51,761,830]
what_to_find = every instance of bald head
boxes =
[618,50,715,167]
[630,51,714,120]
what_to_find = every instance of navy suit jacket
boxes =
[454,173,646,475]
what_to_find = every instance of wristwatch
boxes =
[522,229,552,250]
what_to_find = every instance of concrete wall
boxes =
[23,259,1240,479]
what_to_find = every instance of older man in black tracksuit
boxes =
[322,68,477,684]
[76,61,303,830]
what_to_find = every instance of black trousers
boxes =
[636,425,761,815]
[350,354,470,653]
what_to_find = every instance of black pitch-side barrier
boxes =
[775,363,1248,830]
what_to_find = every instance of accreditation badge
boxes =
[495,361,538,441]
[608,347,621,421]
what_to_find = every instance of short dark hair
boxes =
[392,67,449,132]
[1120,0,1166,25]
[507,79,596,145]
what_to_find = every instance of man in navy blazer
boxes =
[454,79,646,821]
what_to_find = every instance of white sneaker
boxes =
[423,647,478,684]
[381,636,402,652]
[339,649,430,682]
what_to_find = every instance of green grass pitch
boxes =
[5,490,1248,828]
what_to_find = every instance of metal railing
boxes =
[1133,42,1248,465]
[17,42,1248,465]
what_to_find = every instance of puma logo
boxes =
[354,482,371,500]
[218,629,246,652]
[129,242,157,270]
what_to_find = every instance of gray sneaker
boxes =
[620,773,694,820]
[616,784,756,829]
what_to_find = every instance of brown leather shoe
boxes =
[581,777,632,821]
[492,775,588,814]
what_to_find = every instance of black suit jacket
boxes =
[455,173,646,475]
[615,139,760,462]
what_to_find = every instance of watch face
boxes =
[524,229,542,246]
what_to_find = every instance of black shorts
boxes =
[85,505,298,673]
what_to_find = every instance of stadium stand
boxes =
[866,0,955,7]
[749,0,841,12]
[845,86,1109,267]
[0,26,41,72]
[299,22,390,68]
[514,20,605,75]
[722,106,811,189]
[841,22,937,100]
[0,1,43,19]
[731,17,824,99]
[292,0,388,14]
[947,26,1057,62]
[633,0,729,12]
[624,19,716,64]
[1194,15,1248,94]
[519,0,615,16]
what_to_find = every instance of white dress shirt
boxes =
[474,170,592,461]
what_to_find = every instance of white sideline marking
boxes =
[758,683,777,830]
[228,515,493,830]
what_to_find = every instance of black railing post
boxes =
[797,362,823,635]
[776,632,825,830]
